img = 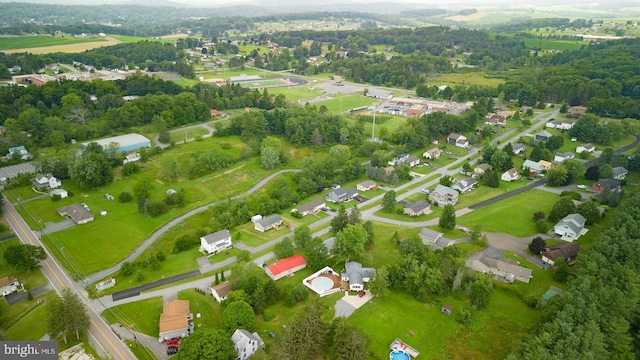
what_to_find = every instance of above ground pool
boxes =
[310,276,334,291]
[390,350,410,360]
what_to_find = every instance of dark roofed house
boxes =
[326,188,358,203]
[452,178,476,193]
[542,242,580,266]
[419,228,454,249]
[592,178,621,192]
[210,281,231,303]
[512,143,526,155]
[57,204,94,224]
[613,167,628,180]
[341,261,375,291]
[534,130,552,142]
[254,214,283,232]
[403,200,430,217]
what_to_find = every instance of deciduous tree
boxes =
[3,244,47,272]
[178,327,236,360]
[382,190,397,213]
[528,236,546,254]
[221,300,255,334]
[334,224,368,260]
[439,204,456,231]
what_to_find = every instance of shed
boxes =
[441,304,452,315]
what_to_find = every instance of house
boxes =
[501,168,520,182]
[465,251,533,284]
[232,329,264,360]
[254,214,283,232]
[210,281,231,303]
[423,148,442,159]
[474,163,492,177]
[8,146,32,160]
[546,120,561,129]
[325,188,358,203]
[485,114,506,126]
[592,178,621,192]
[50,189,69,199]
[554,152,575,163]
[498,110,516,118]
[264,254,307,280]
[613,167,628,180]
[534,130,552,142]
[0,277,20,296]
[512,143,526,155]
[520,105,533,113]
[356,180,377,192]
[452,178,476,193]
[522,160,545,174]
[406,155,420,167]
[538,160,552,171]
[32,174,62,190]
[341,261,375,291]
[542,242,580,266]
[576,143,595,153]
[441,304,452,315]
[159,300,192,341]
[429,184,459,205]
[553,213,588,242]
[292,199,325,217]
[419,228,454,249]
[57,204,94,224]
[403,200,431,217]
[557,121,574,130]
[567,106,587,118]
[383,166,395,176]
[448,133,469,148]
[200,230,232,255]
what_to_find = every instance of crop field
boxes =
[1,36,120,54]
[523,38,584,51]
[0,35,107,51]
[436,72,505,87]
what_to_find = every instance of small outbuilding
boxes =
[441,304,452,315]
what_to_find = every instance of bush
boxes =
[284,291,296,307]
[136,270,144,282]
[122,162,140,176]
[118,192,133,203]
[155,249,166,262]
[51,194,62,201]
[533,211,546,221]
[237,250,251,262]
[173,235,194,253]
[559,191,581,201]
[290,210,302,219]
[27,291,33,301]
[263,309,275,322]
[457,309,472,327]
[145,199,168,217]
[120,261,134,276]
[535,219,548,233]
[164,190,186,207]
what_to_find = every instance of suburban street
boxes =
[3,200,137,360]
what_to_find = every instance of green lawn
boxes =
[0,35,106,50]
[169,127,209,143]
[102,297,164,337]
[125,340,157,360]
[457,190,559,237]
[178,289,222,330]
[3,290,56,341]
[522,38,584,51]
[0,239,48,290]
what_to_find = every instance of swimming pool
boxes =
[310,277,334,291]
[390,350,410,360]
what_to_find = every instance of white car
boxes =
[577,185,587,189]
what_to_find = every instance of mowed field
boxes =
[0,35,120,54]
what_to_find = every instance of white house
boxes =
[341,261,375,291]
[356,180,377,192]
[200,230,232,255]
[406,155,420,167]
[50,188,69,199]
[159,300,192,341]
[501,168,520,182]
[452,178,477,193]
[32,174,62,190]
[292,199,325,217]
[447,133,469,148]
[512,143,526,155]
[554,152,575,163]
[210,282,231,303]
[254,214,283,232]
[429,184,459,205]
[232,329,264,360]
[553,213,588,242]
[576,143,595,153]
[423,148,442,159]
[0,277,20,296]
[613,167,628,180]
[522,160,545,174]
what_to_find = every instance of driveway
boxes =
[4,283,52,305]
[334,291,374,318]
[42,219,76,234]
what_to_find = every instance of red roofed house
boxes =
[264,254,307,281]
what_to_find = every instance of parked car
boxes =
[422,188,431,195]
[355,196,363,202]
[577,184,587,189]
[358,290,366,297]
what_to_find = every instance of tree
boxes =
[546,165,569,186]
[304,237,328,271]
[334,224,368,260]
[598,164,614,179]
[533,211,546,221]
[220,300,255,334]
[481,168,500,188]
[330,205,349,235]
[549,197,577,222]
[439,204,456,231]
[535,219,548,233]
[133,176,154,200]
[348,205,361,225]
[470,224,483,243]
[368,266,389,297]
[62,288,89,340]
[585,165,600,180]
[545,135,564,152]
[293,225,312,248]
[260,146,281,169]
[577,200,601,225]
[330,318,369,360]
[439,175,454,187]
[120,261,134,276]
[3,244,47,272]
[382,190,397,213]
[178,327,236,360]
[274,238,295,259]
[469,278,492,309]
[69,148,113,189]
[552,257,570,281]
[271,300,327,360]
[48,295,68,344]
[528,236,546,254]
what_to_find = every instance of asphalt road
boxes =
[3,199,137,360]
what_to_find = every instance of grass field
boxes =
[0,238,48,290]
[0,35,107,51]
[103,297,164,337]
[0,36,120,54]
[522,38,584,51]
[436,72,506,87]
[3,290,56,341]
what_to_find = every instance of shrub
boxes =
[145,199,168,217]
[155,249,166,262]
[27,291,33,301]
[118,192,133,203]
[284,291,296,307]
[263,309,275,321]
[120,261,134,276]
[290,210,302,219]
[457,309,472,327]
[533,211,546,221]
[122,162,140,176]
[173,235,194,253]
[51,194,62,201]
[237,250,251,262]
[559,191,581,201]
[136,270,144,282]
[535,219,548,233]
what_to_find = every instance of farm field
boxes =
[0,36,119,54]
[435,72,505,87]
[522,38,585,51]
[0,35,107,51]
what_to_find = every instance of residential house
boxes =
[232,329,264,360]
[576,143,595,153]
[546,120,562,129]
[498,110,516,118]
[50,189,69,199]
[592,178,621,192]
[419,228,453,249]
[423,148,442,159]
[341,261,375,291]
[210,282,231,303]
[534,130,552,142]
[292,199,325,217]
[474,163,492,178]
[501,168,520,182]
[522,160,545,174]
[200,230,232,255]
[325,188,358,203]
[264,254,307,280]
[485,114,506,126]
[538,160,552,171]
[403,200,431,217]
[0,277,20,296]
[32,174,62,190]
[557,121,574,130]
[159,300,192,341]
[356,180,377,192]
[520,105,533,113]
[254,214,283,232]
[383,166,395,176]
[613,167,628,180]
[465,251,532,284]
[8,146,32,160]
[554,152,575,163]
[553,213,588,242]
[452,178,477,193]
[542,242,580,266]
[57,204,94,224]
[429,184,459,206]
[567,106,587,118]
[512,143,526,155]
[448,133,469,148]
[406,155,420,167]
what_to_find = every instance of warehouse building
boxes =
[81,134,151,153]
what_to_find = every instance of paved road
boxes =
[153,117,225,149]
[3,199,137,360]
